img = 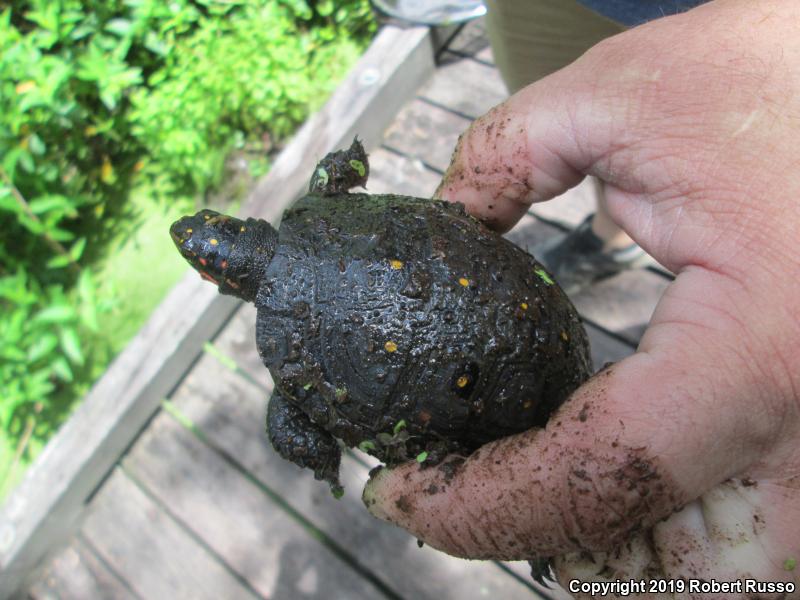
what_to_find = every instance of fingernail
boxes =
[362,467,391,521]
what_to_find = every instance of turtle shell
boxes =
[254,192,592,464]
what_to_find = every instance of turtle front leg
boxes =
[267,390,343,496]
[308,137,369,195]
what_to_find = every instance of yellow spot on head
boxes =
[560,331,569,341]
[204,214,211,220]
[186,228,192,234]
[520,302,528,310]
[389,259,404,270]
[456,375,469,388]
[458,277,470,287]
[209,238,218,246]
[240,226,246,232]
[523,400,533,409]
[384,341,398,353]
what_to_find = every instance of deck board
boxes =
[81,468,262,600]
[28,18,674,600]
[419,53,507,118]
[382,98,470,173]
[28,538,138,600]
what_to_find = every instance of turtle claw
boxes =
[528,557,555,587]
[308,137,369,195]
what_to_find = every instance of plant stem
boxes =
[0,166,80,274]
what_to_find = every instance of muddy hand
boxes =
[364,0,800,594]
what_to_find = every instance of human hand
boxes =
[363,1,800,596]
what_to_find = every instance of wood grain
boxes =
[28,538,137,600]
[82,469,261,600]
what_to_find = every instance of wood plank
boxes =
[171,346,543,599]
[81,468,260,600]
[0,25,437,599]
[28,538,137,600]
[367,147,442,198]
[382,98,470,173]
[444,17,494,64]
[123,408,388,599]
[419,53,507,118]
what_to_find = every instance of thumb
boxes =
[362,272,779,560]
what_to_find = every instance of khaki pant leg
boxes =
[485,0,625,94]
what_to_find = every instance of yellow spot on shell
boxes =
[523,400,533,409]
[389,259,404,270]
[384,341,398,353]
[209,238,218,246]
[240,226,246,232]
[458,277,470,287]
[520,302,528,310]
[561,331,569,341]
[456,375,469,388]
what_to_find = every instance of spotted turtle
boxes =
[170,139,592,496]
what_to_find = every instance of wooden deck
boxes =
[23,19,670,600]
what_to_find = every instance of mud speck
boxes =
[439,457,466,484]
[395,495,415,514]
[425,483,440,495]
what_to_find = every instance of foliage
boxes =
[0,0,375,495]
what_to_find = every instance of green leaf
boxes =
[69,237,87,261]
[28,194,72,215]
[27,333,58,363]
[534,267,554,286]
[33,304,76,325]
[60,327,84,365]
[392,419,407,435]
[47,227,76,242]
[46,254,73,270]
[78,271,98,331]
[416,451,428,463]
[376,432,394,446]
[27,133,46,155]
[105,18,133,36]
[51,356,74,382]
[358,440,376,452]
[348,159,365,177]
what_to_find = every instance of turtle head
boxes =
[170,209,277,302]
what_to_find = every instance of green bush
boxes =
[0,0,375,494]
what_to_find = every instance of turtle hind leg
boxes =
[267,389,343,496]
[308,137,369,195]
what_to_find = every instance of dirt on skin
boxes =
[434,103,537,229]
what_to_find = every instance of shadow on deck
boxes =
[17,18,671,600]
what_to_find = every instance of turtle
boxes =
[170,138,592,499]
